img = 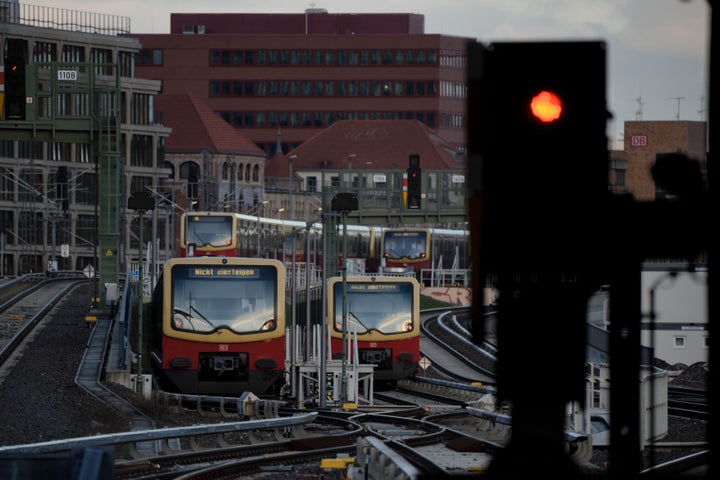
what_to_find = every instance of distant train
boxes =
[179,211,378,271]
[150,256,286,396]
[179,211,469,284]
[326,275,421,385]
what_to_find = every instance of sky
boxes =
[51,0,710,145]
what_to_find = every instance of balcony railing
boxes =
[0,1,130,36]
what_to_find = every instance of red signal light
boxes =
[530,90,563,122]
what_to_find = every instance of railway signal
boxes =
[468,40,609,277]
[466,41,611,475]
[406,154,421,209]
[3,56,26,120]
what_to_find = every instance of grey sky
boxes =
[58,0,711,143]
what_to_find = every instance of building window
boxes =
[131,93,154,125]
[210,81,220,97]
[75,172,96,205]
[0,211,13,237]
[62,44,85,63]
[221,50,232,65]
[18,211,42,246]
[130,135,154,167]
[180,162,200,199]
[52,143,72,161]
[130,176,152,198]
[137,49,162,66]
[307,176,317,193]
[90,47,113,76]
[75,214,97,249]
[614,169,626,187]
[18,141,43,160]
[673,336,687,349]
[118,51,135,77]
[33,41,57,63]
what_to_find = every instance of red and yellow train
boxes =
[327,275,421,385]
[151,256,286,396]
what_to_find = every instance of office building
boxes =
[132,9,472,156]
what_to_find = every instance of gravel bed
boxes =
[0,283,130,447]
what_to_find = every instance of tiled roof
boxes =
[154,94,266,157]
[267,119,464,177]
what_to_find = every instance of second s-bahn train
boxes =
[179,211,470,284]
[150,256,286,396]
[380,226,471,279]
[178,211,378,271]
[326,275,421,385]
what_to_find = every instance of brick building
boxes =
[623,121,707,201]
[131,9,472,156]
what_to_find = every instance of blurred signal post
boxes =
[467,40,710,478]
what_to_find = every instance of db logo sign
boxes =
[631,135,648,147]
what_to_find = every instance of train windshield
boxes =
[382,230,428,260]
[332,281,414,335]
[185,215,233,248]
[170,264,278,334]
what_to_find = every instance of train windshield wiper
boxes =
[190,305,212,325]
[346,311,369,334]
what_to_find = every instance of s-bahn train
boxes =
[179,211,469,283]
[380,227,471,276]
[179,211,378,271]
[150,256,286,396]
[326,275,421,385]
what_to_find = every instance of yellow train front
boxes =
[327,275,420,385]
[151,257,286,396]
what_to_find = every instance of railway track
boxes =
[0,276,86,370]
[420,307,497,384]
[0,277,156,454]
[0,293,709,478]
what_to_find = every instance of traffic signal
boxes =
[467,40,609,275]
[406,155,421,209]
[3,56,26,120]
